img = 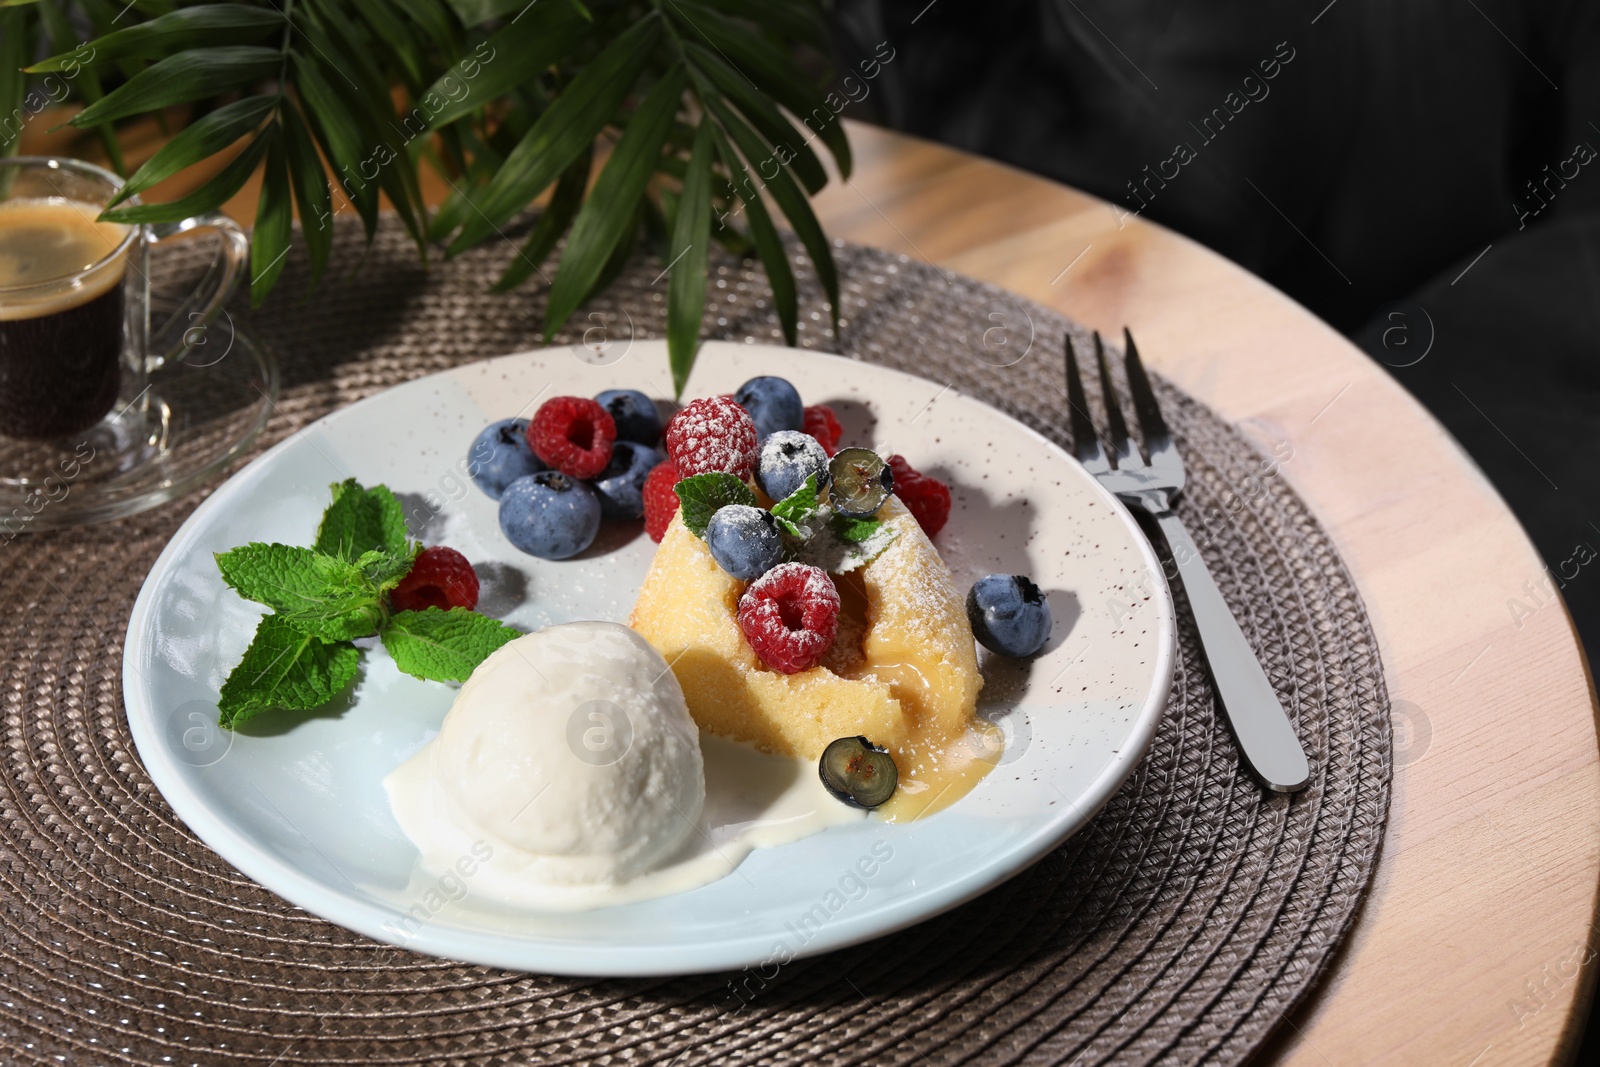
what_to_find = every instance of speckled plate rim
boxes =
[122,342,1177,977]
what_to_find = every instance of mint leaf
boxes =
[772,514,804,538]
[382,607,521,682]
[674,472,757,537]
[218,616,361,728]
[215,543,385,640]
[771,473,821,526]
[358,545,421,593]
[794,506,899,573]
[832,512,883,544]
[315,479,410,560]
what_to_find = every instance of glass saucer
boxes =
[0,305,277,534]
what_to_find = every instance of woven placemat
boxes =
[0,217,1391,1066]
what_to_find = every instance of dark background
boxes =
[828,0,1600,1058]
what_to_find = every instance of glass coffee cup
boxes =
[0,157,248,439]
[0,156,273,533]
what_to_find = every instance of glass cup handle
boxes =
[144,212,251,372]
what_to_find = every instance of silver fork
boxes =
[1065,329,1311,793]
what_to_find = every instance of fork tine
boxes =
[1064,334,1110,473]
[1094,331,1142,468]
[1121,328,1180,470]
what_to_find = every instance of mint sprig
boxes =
[675,472,758,537]
[383,608,521,682]
[831,512,883,544]
[218,616,362,729]
[215,542,390,641]
[316,478,410,560]
[214,479,521,729]
[358,546,423,593]
[771,474,821,539]
[790,505,898,573]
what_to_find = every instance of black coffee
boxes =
[0,200,130,439]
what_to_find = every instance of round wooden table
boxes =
[23,114,1600,1065]
[805,123,1600,1066]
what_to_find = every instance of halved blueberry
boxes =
[819,736,898,808]
[828,447,893,517]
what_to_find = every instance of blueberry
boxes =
[467,418,545,500]
[966,574,1052,657]
[828,447,893,518]
[705,504,784,580]
[595,388,663,445]
[498,471,601,559]
[755,430,830,503]
[819,736,898,809]
[734,376,804,439]
[593,440,664,520]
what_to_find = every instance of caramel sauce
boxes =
[816,569,1000,822]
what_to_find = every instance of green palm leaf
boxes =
[23,0,846,368]
[493,143,592,292]
[282,102,334,284]
[422,1,587,131]
[666,0,850,178]
[109,95,276,206]
[583,198,644,307]
[0,7,33,158]
[251,129,293,305]
[687,42,827,194]
[396,0,461,53]
[447,0,589,27]
[543,63,687,336]
[690,0,829,51]
[28,5,281,72]
[709,95,838,335]
[100,133,271,224]
[349,0,425,91]
[305,2,394,107]
[294,56,381,236]
[447,13,662,254]
[32,0,123,171]
[666,120,715,396]
[709,121,797,346]
[68,46,281,128]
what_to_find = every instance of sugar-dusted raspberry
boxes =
[390,546,479,612]
[527,396,616,479]
[737,562,840,674]
[642,460,681,542]
[888,454,952,538]
[802,405,843,455]
[664,396,758,478]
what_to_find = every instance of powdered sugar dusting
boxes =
[711,503,775,539]
[792,504,897,573]
[862,496,967,640]
[665,397,758,478]
[756,430,829,501]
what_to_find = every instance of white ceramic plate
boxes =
[123,341,1176,976]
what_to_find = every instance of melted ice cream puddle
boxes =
[387,735,861,910]
[385,622,861,911]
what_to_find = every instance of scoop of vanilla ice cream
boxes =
[431,621,704,884]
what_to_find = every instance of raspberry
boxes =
[390,546,479,612]
[802,405,843,455]
[642,460,681,542]
[888,455,952,538]
[737,562,840,674]
[664,396,758,478]
[528,396,616,479]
